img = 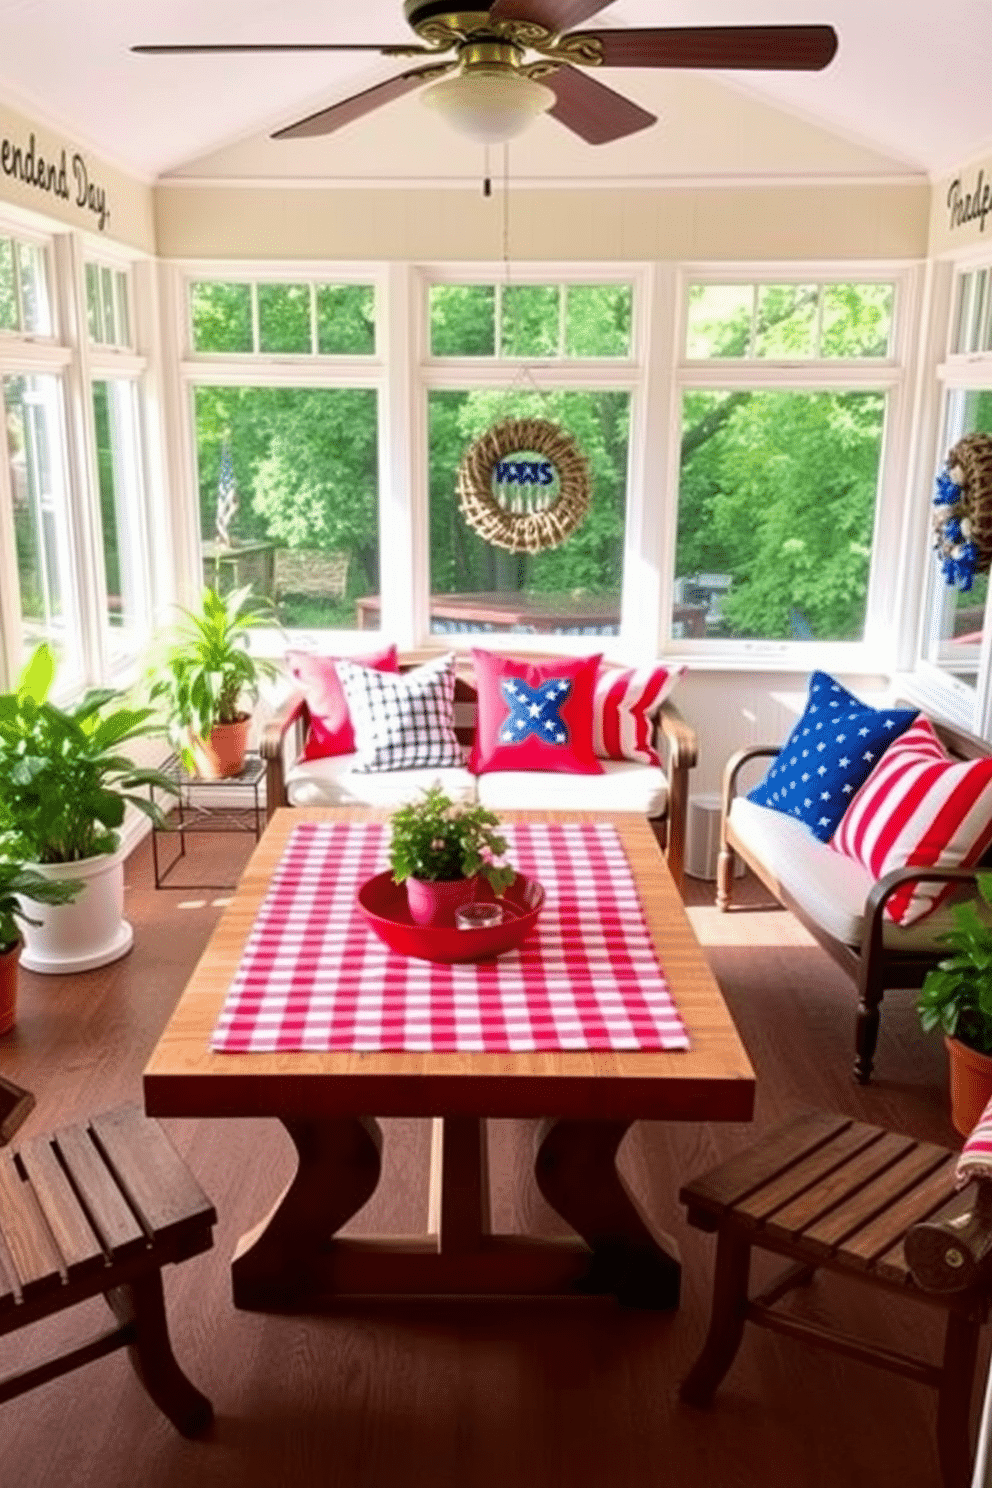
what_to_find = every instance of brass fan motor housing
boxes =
[401,3,603,67]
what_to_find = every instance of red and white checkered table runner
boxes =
[211,821,689,1054]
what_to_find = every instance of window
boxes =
[0,231,53,336]
[428,389,628,636]
[92,379,149,658]
[950,269,992,355]
[423,275,635,638]
[429,281,632,359]
[673,277,896,643]
[918,261,992,710]
[2,372,79,678]
[192,386,381,631]
[85,261,131,348]
[185,274,382,633]
[190,279,376,356]
[922,388,992,692]
[685,281,893,360]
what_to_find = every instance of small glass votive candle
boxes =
[455,902,504,931]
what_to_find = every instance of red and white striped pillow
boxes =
[957,1094,992,1186]
[592,663,686,767]
[830,717,992,926]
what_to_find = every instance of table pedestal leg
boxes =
[232,1116,383,1309]
[534,1118,681,1309]
[230,1115,678,1309]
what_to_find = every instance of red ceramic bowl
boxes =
[357,872,545,963]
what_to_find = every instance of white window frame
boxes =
[0,219,57,341]
[170,261,390,646]
[0,209,160,692]
[184,266,380,362]
[415,262,650,657]
[909,248,992,736]
[665,260,924,675]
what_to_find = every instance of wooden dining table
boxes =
[143,807,754,1313]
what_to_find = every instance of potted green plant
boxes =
[149,584,277,779]
[388,784,516,927]
[917,871,992,1134]
[0,860,82,1031]
[0,643,176,974]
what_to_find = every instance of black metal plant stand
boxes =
[150,752,266,890]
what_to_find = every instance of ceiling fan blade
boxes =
[272,62,454,140]
[487,0,613,30]
[577,26,838,71]
[545,65,655,145]
[133,43,430,56]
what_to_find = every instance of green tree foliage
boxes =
[194,385,379,592]
[678,389,883,640]
[677,280,892,640]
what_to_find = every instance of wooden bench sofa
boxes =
[717,711,992,1082]
[261,649,697,890]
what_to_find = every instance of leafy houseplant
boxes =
[0,644,174,864]
[149,584,277,778]
[0,862,82,953]
[0,643,176,974]
[917,871,992,1133]
[0,859,81,1032]
[388,785,515,927]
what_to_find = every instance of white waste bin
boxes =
[685,793,744,881]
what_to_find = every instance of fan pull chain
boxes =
[501,141,511,286]
[482,143,491,197]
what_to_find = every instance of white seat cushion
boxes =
[729,796,992,950]
[476,760,668,817]
[285,754,478,809]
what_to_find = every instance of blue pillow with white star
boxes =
[747,672,918,841]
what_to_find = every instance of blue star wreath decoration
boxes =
[499,677,572,747]
[933,462,979,591]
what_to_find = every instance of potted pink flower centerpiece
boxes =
[388,784,515,928]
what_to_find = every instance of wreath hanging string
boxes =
[932,432,992,590]
[456,416,591,555]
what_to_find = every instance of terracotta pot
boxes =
[192,715,251,779]
[0,942,18,1035]
[945,1034,992,1136]
[406,875,479,929]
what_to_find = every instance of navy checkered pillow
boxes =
[747,672,918,841]
[336,653,465,773]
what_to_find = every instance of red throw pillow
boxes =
[830,716,992,925]
[468,650,604,776]
[286,646,399,760]
[593,662,687,766]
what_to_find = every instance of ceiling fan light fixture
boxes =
[421,68,555,145]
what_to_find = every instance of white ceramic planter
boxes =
[17,849,133,974]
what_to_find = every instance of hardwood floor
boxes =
[0,831,971,1488]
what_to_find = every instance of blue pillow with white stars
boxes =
[746,672,918,841]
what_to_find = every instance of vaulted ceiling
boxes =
[0,1,988,187]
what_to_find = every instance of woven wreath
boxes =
[933,432,992,590]
[456,417,591,554]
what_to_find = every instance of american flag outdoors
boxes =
[215,440,238,547]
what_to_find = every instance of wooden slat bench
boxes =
[0,1104,216,1437]
[679,1110,992,1488]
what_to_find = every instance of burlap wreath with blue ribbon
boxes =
[933,433,992,590]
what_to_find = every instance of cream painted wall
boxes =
[171,69,915,187]
[930,151,992,259]
[0,99,154,252]
[154,180,929,262]
[677,669,896,802]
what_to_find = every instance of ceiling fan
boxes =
[134,0,838,147]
